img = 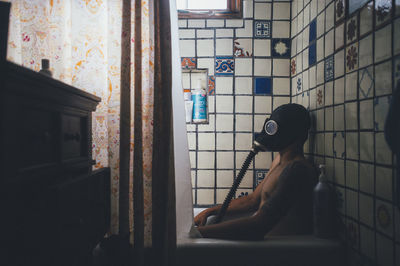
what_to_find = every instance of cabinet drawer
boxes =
[18,107,58,168]
[61,114,88,160]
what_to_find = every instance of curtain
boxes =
[5,1,182,260]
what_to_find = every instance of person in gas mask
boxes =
[194,103,317,240]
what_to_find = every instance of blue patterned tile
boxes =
[271,39,290,57]
[215,57,234,76]
[254,20,271,39]
[297,77,302,92]
[309,42,316,66]
[309,19,317,43]
[254,77,272,95]
[325,55,334,82]
[255,170,268,187]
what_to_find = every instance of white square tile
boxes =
[235,170,253,189]
[334,104,344,131]
[197,152,215,169]
[317,11,325,38]
[375,96,391,131]
[359,193,373,226]
[273,78,290,95]
[216,189,230,204]
[273,2,290,20]
[235,151,253,170]
[334,159,345,185]
[346,132,359,159]
[235,96,253,113]
[296,53,303,73]
[197,39,214,57]
[302,49,309,70]
[325,2,334,31]
[297,11,304,33]
[376,228,394,266]
[254,151,272,169]
[317,36,324,61]
[235,133,253,150]
[359,34,373,68]
[179,29,195,38]
[189,152,196,169]
[302,25,309,49]
[325,107,333,131]
[316,61,325,85]
[375,24,392,63]
[243,0,253,18]
[335,23,344,50]
[254,59,271,76]
[216,133,233,150]
[207,20,224,28]
[198,114,215,131]
[254,115,266,133]
[302,69,309,92]
[273,96,290,109]
[197,189,214,205]
[235,115,253,132]
[215,95,233,113]
[254,2,271,20]
[187,132,196,150]
[345,102,358,130]
[197,29,214,38]
[217,151,234,169]
[360,132,374,162]
[226,19,243,28]
[375,60,392,96]
[309,66,317,89]
[188,19,205,28]
[208,98,215,114]
[182,72,190,89]
[325,132,333,157]
[254,39,271,57]
[217,170,234,187]
[235,58,253,76]
[216,77,233,94]
[198,133,215,150]
[216,39,233,56]
[303,4,310,26]
[254,96,272,113]
[345,160,359,189]
[235,77,253,94]
[325,81,333,106]
[272,21,290,38]
[191,72,207,89]
[359,99,374,130]
[359,2,373,36]
[216,114,233,131]
[310,0,317,20]
[376,166,393,201]
[197,170,215,187]
[273,59,290,77]
[360,163,374,194]
[394,18,400,55]
[216,29,233,38]
[197,58,214,76]
[334,77,345,104]
[324,29,334,57]
[291,17,298,38]
[178,19,187,28]
[375,132,392,165]
[236,20,253,38]
[334,49,345,78]
[180,40,195,57]
[345,72,358,101]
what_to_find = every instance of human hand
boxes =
[194,209,212,227]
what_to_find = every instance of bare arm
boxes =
[194,154,281,226]
[198,161,306,240]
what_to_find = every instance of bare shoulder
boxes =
[280,159,317,183]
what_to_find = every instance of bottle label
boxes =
[192,93,207,120]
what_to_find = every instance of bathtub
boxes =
[175,208,345,266]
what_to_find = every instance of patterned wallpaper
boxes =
[178,0,292,207]
[291,0,399,265]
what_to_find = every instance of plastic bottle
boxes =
[39,59,52,77]
[192,85,207,123]
[313,164,335,238]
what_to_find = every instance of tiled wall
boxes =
[178,0,291,207]
[291,0,399,265]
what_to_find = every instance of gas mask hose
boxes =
[214,146,260,224]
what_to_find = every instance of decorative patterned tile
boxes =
[346,43,359,72]
[255,170,268,186]
[215,57,234,76]
[359,67,374,99]
[254,77,272,95]
[254,20,271,39]
[376,202,392,231]
[208,76,215,95]
[309,42,317,66]
[181,57,197,69]
[325,55,334,82]
[309,19,317,43]
[333,131,346,158]
[271,39,290,58]
[234,39,253,58]
[297,77,302,92]
[347,16,358,43]
[335,0,345,22]
[291,58,296,75]
[375,0,392,27]
[317,87,324,106]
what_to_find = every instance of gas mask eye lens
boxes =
[265,120,278,135]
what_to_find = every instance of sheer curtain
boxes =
[6,0,193,261]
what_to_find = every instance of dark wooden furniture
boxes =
[0,58,110,265]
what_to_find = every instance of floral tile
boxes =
[291,58,296,75]
[359,66,374,99]
[271,38,290,58]
[346,43,359,73]
[181,57,197,69]
[375,0,392,27]
[317,86,324,106]
[215,57,234,76]
[325,55,334,82]
[254,20,271,39]
[208,76,215,95]
[335,0,345,23]
[234,39,253,57]
[346,16,358,44]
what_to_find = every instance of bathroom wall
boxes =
[178,0,291,206]
[291,0,399,265]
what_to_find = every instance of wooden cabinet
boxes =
[0,61,110,266]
